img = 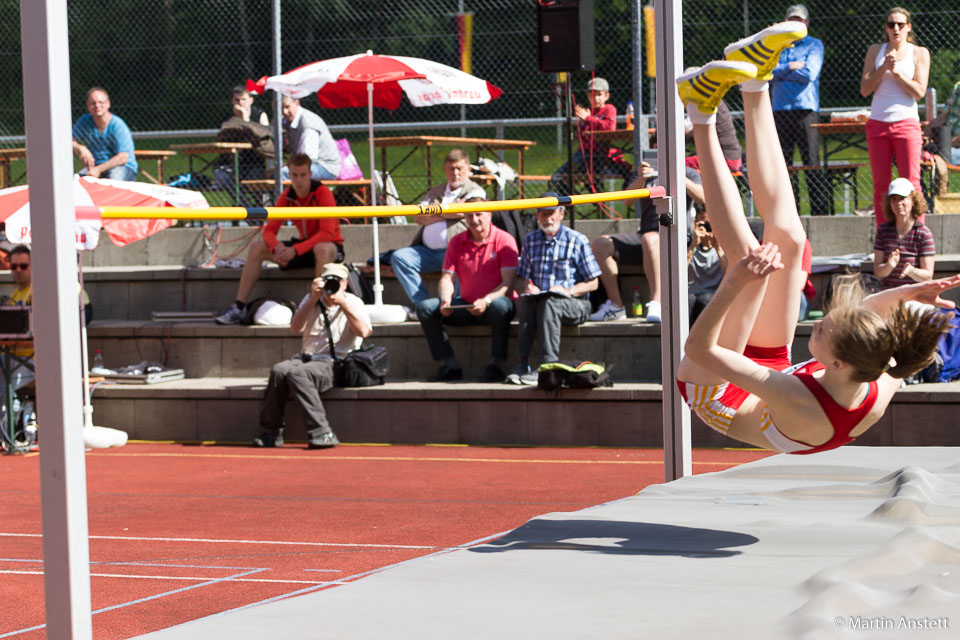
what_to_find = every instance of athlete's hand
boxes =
[904,274,960,309]
[729,243,783,284]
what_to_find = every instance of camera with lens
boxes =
[698,221,712,232]
[322,275,343,296]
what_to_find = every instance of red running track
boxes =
[0,443,772,638]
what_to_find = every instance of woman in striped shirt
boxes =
[873,177,935,289]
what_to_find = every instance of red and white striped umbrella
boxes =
[247,51,502,108]
[0,175,208,250]
[248,52,502,310]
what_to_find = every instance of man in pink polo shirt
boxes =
[415,199,519,382]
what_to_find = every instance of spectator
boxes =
[415,201,518,382]
[0,239,12,270]
[253,263,371,449]
[280,96,341,181]
[860,7,930,225]
[924,79,960,165]
[1,246,36,399]
[687,208,726,326]
[214,86,270,207]
[216,153,344,325]
[506,193,601,385]
[71,87,137,181]
[771,4,829,215]
[684,100,742,173]
[873,177,934,290]
[549,77,632,196]
[391,149,486,305]
[589,165,704,323]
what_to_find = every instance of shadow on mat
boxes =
[469,519,758,558]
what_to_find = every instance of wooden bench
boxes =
[787,162,867,215]
[240,178,372,206]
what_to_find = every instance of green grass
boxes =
[5,129,959,221]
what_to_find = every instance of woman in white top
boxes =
[860,7,930,226]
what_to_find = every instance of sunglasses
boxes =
[886,21,908,29]
[10,263,29,271]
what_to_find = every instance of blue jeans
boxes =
[390,245,447,305]
[80,165,136,181]
[281,162,338,182]
[416,296,515,363]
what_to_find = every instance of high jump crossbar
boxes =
[95,187,667,220]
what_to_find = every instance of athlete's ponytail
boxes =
[829,301,951,382]
[824,276,952,382]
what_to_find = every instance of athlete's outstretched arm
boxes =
[863,275,960,316]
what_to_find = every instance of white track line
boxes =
[0,532,440,550]
[0,569,339,585]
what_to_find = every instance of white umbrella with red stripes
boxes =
[248,51,503,313]
[0,174,208,250]
[0,175,208,448]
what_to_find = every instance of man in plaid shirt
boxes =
[505,192,602,385]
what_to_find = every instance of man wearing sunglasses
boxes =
[1,246,36,407]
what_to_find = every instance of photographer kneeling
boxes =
[254,263,372,449]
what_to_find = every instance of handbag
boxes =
[320,304,388,387]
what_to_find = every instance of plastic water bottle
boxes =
[631,286,643,317]
[93,349,105,371]
[625,101,635,130]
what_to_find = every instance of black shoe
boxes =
[307,432,340,449]
[428,364,463,382]
[479,364,506,383]
[253,430,284,448]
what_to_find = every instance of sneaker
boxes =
[723,22,808,82]
[505,363,531,385]
[216,303,245,325]
[589,299,626,322]
[519,368,540,385]
[253,429,284,448]
[307,432,340,449]
[645,300,662,323]
[676,61,757,115]
[479,364,507,383]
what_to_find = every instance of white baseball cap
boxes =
[887,177,915,197]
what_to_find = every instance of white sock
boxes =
[739,79,769,94]
[685,103,716,126]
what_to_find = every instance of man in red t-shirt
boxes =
[216,153,344,324]
[415,200,519,382]
[549,77,633,195]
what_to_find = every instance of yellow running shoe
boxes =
[723,22,808,81]
[677,61,757,115]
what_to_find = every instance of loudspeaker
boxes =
[537,0,594,72]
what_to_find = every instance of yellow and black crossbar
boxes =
[96,187,667,221]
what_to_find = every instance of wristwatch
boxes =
[483,295,492,305]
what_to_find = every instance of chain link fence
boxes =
[2,1,959,212]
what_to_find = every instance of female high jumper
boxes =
[674,22,956,454]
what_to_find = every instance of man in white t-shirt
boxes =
[390,149,487,304]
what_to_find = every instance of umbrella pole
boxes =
[368,81,384,307]
[78,252,94,429]
[77,252,126,448]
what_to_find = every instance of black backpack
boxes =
[491,210,536,253]
[344,263,375,304]
[537,361,613,392]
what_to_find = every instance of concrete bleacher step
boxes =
[89,377,960,448]
[85,319,676,381]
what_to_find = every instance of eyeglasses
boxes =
[886,21,907,29]
[9,263,29,271]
